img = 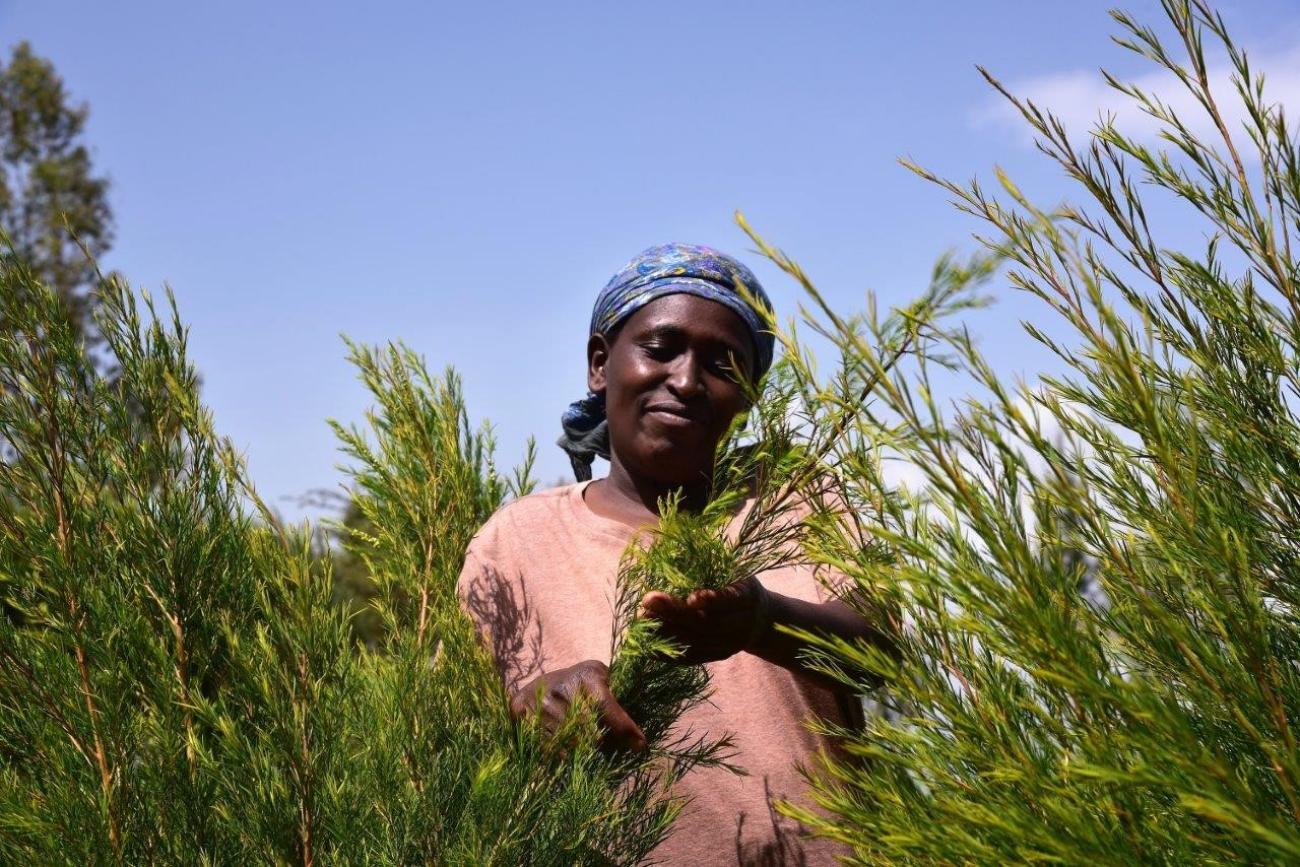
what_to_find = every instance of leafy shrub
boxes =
[749,1,1300,862]
[0,256,694,865]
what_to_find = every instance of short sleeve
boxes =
[454,529,545,693]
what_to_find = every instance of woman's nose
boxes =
[665,354,703,398]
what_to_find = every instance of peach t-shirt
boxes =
[456,481,853,866]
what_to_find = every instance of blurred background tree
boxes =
[0,40,113,362]
[330,497,384,648]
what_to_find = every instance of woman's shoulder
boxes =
[469,482,584,550]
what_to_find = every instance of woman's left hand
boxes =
[638,576,772,665]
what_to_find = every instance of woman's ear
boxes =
[587,333,611,395]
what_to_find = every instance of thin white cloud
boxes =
[975,43,1300,158]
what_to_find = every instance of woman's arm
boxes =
[639,576,892,689]
[746,590,889,689]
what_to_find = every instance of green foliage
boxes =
[0,41,112,353]
[0,249,695,864]
[739,1,1300,862]
[608,491,745,775]
[9,2,1295,862]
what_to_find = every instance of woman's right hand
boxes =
[509,660,647,753]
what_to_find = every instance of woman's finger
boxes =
[595,686,647,753]
[639,590,691,622]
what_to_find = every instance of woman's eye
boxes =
[642,343,674,360]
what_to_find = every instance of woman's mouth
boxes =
[644,402,705,428]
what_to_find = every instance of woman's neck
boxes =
[586,456,711,526]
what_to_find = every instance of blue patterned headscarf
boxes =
[557,242,776,481]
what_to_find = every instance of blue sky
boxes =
[2,0,1297,520]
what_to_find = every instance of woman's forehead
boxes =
[620,293,753,343]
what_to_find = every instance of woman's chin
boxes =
[631,444,713,487]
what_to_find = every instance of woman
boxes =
[457,243,879,865]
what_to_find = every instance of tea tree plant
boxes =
[329,341,692,864]
[746,1,1300,863]
[0,252,702,864]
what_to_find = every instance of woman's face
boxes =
[587,293,756,487]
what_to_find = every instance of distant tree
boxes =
[331,498,385,648]
[0,41,112,357]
